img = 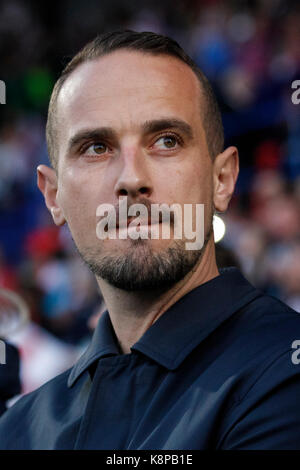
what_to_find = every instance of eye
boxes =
[153,134,181,150]
[81,142,108,156]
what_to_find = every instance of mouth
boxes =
[116,214,164,229]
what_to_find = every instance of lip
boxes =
[116,221,162,229]
[116,216,163,229]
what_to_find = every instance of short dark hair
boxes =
[46,30,224,170]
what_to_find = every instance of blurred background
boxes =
[0,0,299,403]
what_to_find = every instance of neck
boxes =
[97,236,219,354]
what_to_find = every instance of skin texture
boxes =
[37,50,239,353]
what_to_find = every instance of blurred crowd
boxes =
[0,0,299,396]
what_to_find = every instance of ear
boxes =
[213,146,239,213]
[37,165,66,226]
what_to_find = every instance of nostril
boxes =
[139,187,149,194]
[119,189,128,196]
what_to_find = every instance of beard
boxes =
[77,222,213,292]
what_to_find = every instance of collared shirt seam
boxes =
[68,348,117,386]
[230,347,295,407]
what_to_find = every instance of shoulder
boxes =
[215,289,300,369]
[0,366,81,449]
[218,294,300,448]
[247,289,298,316]
[246,291,300,343]
[211,290,300,410]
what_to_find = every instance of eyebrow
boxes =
[67,118,194,153]
[67,128,115,152]
[141,118,194,140]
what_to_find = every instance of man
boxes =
[0,30,300,450]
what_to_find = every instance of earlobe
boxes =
[50,207,66,226]
[37,165,66,226]
[213,146,239,213]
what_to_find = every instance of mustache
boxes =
[99,197,175,227]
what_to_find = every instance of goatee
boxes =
[80,229,212,292]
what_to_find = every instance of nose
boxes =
[114,147,153,199]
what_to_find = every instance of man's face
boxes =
[49,50,216,290]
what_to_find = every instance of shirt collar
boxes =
[68,267,262,387]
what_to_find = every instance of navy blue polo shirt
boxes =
[0,267,300,449]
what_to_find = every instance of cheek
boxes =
[57,170,101,244]
[169,162,213,231]
[166,162,212,204]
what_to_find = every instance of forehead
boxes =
[56,50,203,140]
